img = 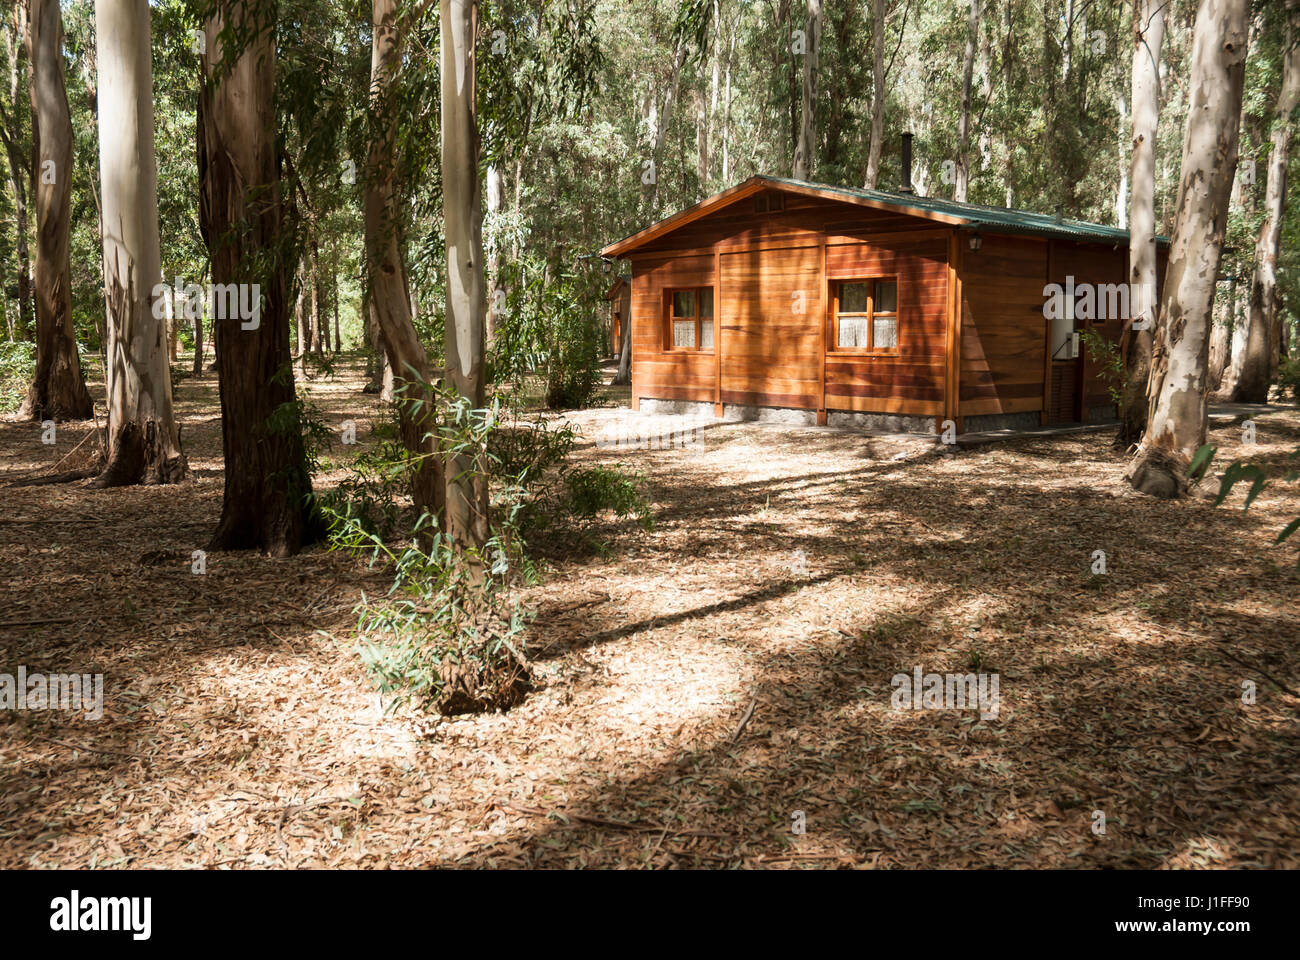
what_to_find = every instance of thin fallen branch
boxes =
[730,693,758,745]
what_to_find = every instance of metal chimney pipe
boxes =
[899,133,914,195]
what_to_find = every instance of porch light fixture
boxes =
[968,232,982,253]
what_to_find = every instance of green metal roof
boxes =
[761,176,1167,246]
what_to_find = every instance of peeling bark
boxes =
[199,0,313,554]
[365,0,443,533]
[20,0,92,423]
[1117,0,1165,449]
[1125,0,1250,498]
[93,0,185,486]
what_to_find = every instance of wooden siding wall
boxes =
[630,193,951,417]
[628,190,1142,428]
[824,235,949,416]
[959,235,1050,418]
[630,253,716,404]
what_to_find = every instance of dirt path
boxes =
[2,361,1298,868]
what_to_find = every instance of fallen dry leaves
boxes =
[1,361,1297,869]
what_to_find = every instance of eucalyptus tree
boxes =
[21,0,93,422]
[1232,0,1299,402]
[1126,0,1251,498]
[1117,0,1166,449]
[198,0,312,554]
[93,0,186,485]
[364,0,443,531]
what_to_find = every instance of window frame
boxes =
[829,276,900,356]
[663,286,715,353]
[755,191,785,214]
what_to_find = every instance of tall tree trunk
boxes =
[441,0,488,553]
[365,0,443,531]
[292,259,308,378]
[191,299,203,378]
[2,8,33,339]
[955,0,981,202]
[612,281,632,386]
[1125,0,1250,498]
[864,0,886,188]
[331,258,340,352]
[20,0,92,422]
[1208,281,1231,390]
[485,163,502,346]
[93,0,185,486]
[1116,0,1166,449]
[1232,0,1298,402]
[308,238,323,356]
[792,0,821,180]
[198,0,313,554]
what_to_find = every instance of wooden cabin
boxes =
[600,175,1166,434]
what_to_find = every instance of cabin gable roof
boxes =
[601,175,1161,258]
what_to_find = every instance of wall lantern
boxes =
[968,232,982,253]
[601,257,613,274]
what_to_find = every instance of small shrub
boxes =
[0,342,35,413]
[564,465,653,531]
[1276,355,1300,403]
[1080,329,1124,406]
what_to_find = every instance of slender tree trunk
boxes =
[2,8,33,339]
[308,238,323,356]
[331,258,340,352]
[20,0,92,422]
[1232,0,1298,402]
[792,0,821,180]
[865,0,886,188]
[1208,282,1231,390]
[441,0,488,553]
[93,0,185,486]
[191,300,203,378]
[366,0,443,531]
[612,281,632,386]
[955,0,981,202]
[1125,0,1250,498]
[485,162,502,346]
[292,260,308,379]
[1116,0,1166,449]
[199,0,313,554]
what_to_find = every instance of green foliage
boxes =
[1080,329,1125,406]
[0,342,35,413]
[564,465,654,531]
[1276,356,1300,404]
[1191,444,1300,568]
[490,260,606,410]
[349,525,533,717]
[320,388,534,716]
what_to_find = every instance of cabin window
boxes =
[754,192,784,214]
[665,287,713,351]
[833,278,898,354]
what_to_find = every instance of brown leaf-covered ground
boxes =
[2,358,1298,869]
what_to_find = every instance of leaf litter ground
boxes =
[1,360,1297,868]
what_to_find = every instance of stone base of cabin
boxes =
[637,398,715,418]
[723,404,818,426]
[962,411,1042,434]
[637,397,936,434]
[826,410,937,435]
